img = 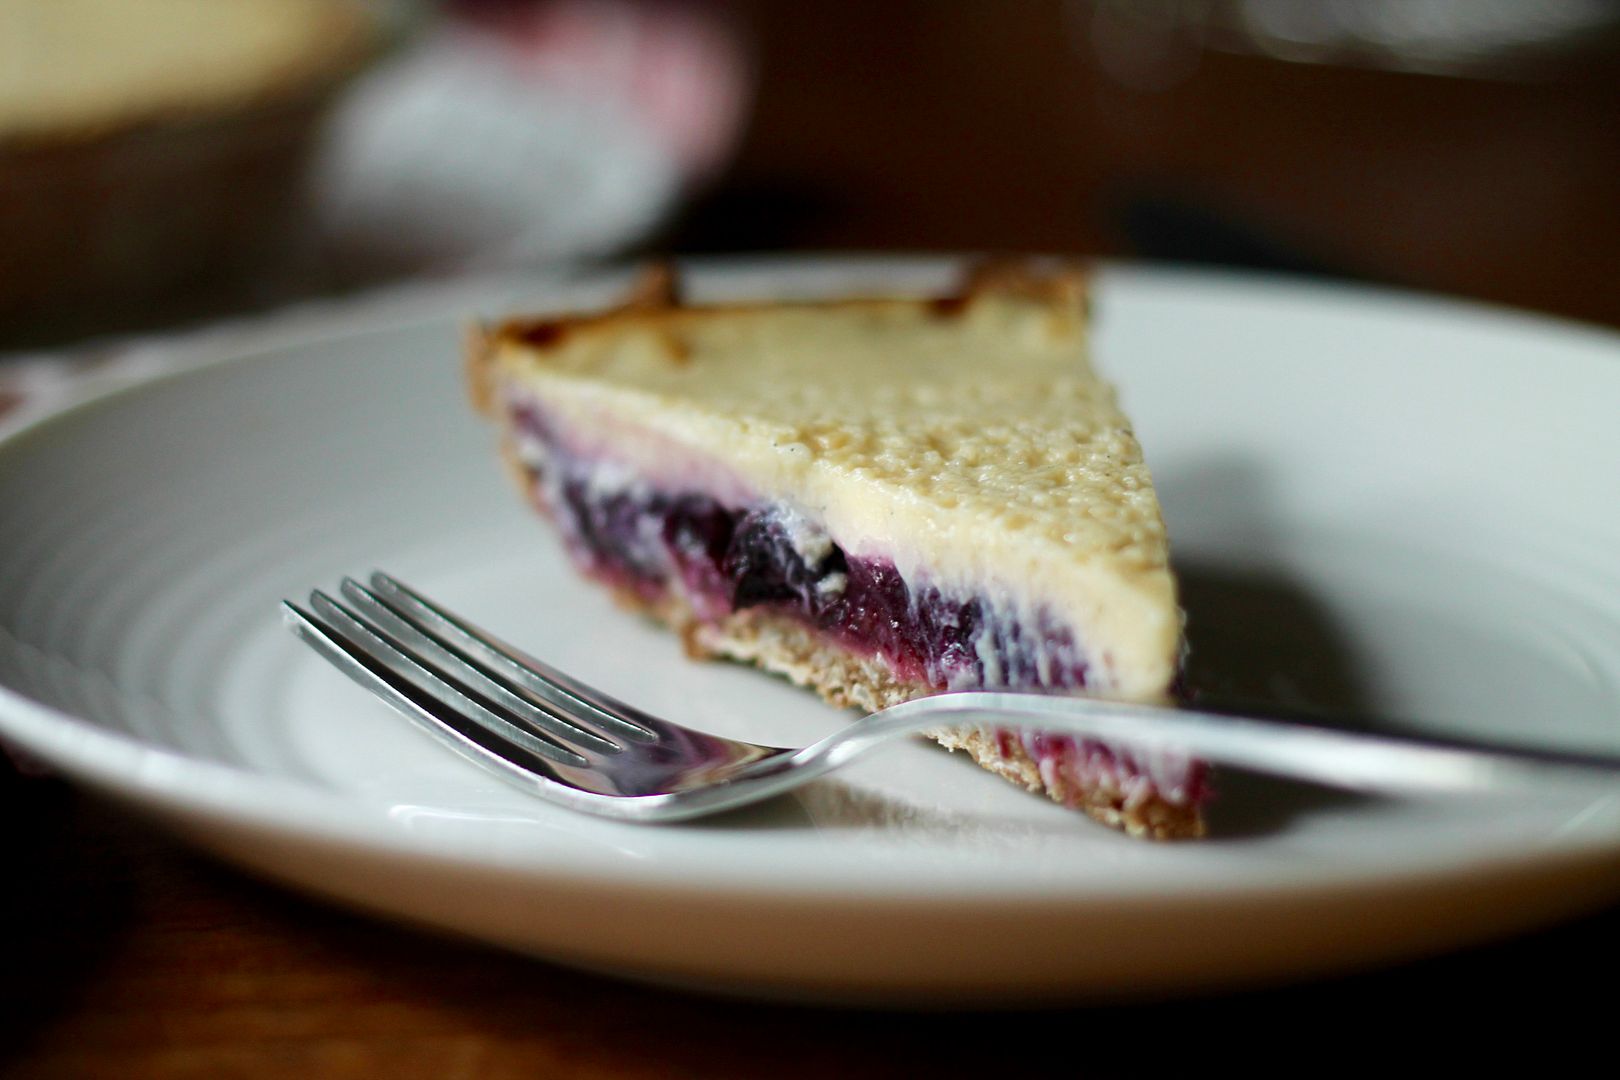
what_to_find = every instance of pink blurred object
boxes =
[313,0,752,276]
[462,0,751,178]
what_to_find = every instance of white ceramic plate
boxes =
[3,259,1619,1004]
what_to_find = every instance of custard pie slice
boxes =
[467,263,1206,838]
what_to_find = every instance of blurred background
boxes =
[2,0,1618,349]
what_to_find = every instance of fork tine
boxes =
[283,596,591,771]
[368,571,658,743]
[336,577,621,756]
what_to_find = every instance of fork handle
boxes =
[836,693,1620,797]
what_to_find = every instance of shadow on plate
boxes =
[1176,557,1380,838]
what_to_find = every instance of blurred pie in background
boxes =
[0,0,377,339]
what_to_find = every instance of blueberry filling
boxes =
[543,471,1088,692]
[509,398,1207,809]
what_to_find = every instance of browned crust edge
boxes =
[463,320,500,417]
[461,256,1089,424]
[474,257,1090,357]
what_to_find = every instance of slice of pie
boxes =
[466,261,1208,838]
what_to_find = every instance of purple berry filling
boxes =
[508,397,1208,809]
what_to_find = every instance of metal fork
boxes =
[282,572,1620,823]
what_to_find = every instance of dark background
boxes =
[673,1,1620,328]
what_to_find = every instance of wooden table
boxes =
[6,4,1619,1073]
[8,771,1620,1074]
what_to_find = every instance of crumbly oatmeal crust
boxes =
[629,587,1202,840]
